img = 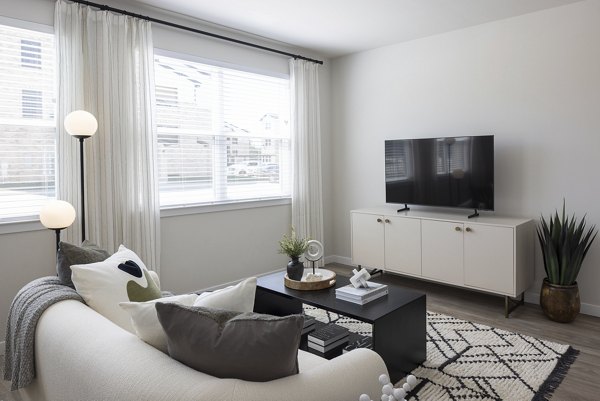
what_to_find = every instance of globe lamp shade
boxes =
[39,200,76,230]
[64,110,98,138]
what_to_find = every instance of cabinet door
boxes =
[384,216,421,275]
[351,213,385,268]
[421,220,463,285]
[464,224,514,295]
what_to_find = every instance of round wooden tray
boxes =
[284,268,337,291]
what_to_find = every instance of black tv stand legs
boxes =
[397,204,410,213]
[468,209,479,219]
[505,293,525,318]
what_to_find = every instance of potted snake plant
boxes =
[537,201,597,322]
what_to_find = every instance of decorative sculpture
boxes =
[359,374,418,401]
[350,268,371,289]
[304,240,324,281]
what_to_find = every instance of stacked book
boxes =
[301,315,317,335]
[335,282,388,305]
[307,324,349,353]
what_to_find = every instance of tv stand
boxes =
[468,209,479,219]
[350,208,535,317]
[397,204,410,213]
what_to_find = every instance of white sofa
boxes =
[17,300,388,401]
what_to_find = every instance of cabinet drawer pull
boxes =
[384,219,390,224]
[377,218,383,223]
[455,226,462,232]
[465,227,472,232]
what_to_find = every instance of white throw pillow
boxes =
[193,277,257,312]
[71,245,162,333]
[119,293,198,353]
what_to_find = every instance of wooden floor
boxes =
[2,264,599,400]
[328,263,600,401]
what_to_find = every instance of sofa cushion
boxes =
[57,240,110,288]
[156,303,303,382]
[193,277,256,312]
[71,245,161,332]
[119,293,198,353]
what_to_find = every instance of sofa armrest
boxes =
[229,348,388,401]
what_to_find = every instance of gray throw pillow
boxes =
[57,240,110,288]
[156,303,303,382]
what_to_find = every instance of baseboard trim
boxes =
[581,302,600,317]
[0,341,5,356]
[324,255,354,266]
[325,255,600,318]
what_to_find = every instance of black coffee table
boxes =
[254,271,426,382]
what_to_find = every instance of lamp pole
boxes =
[64,110,97,244]
[53,228,64,251]
[77,136,86,241]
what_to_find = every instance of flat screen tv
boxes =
[385,135,494,212]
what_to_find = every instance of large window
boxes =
[154,53,291,208]
[0,24,56,223]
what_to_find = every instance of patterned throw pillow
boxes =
[56,240,110,288]
[71,245,162,333]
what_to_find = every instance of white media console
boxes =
[350,208,535,317]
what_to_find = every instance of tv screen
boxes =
[385,135,494,210]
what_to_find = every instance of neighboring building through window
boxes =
[0,24,56,222]
[20,39,41,68]
[22,89,43,118]
[154,53,291,207]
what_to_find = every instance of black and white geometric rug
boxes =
[304,306,579,401]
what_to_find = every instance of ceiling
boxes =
[129,0,581,58]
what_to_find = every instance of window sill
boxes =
[0,199,292,234]
[160,197,291,218]
[0,219,45,235]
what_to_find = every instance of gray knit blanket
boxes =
[3,276,84,391]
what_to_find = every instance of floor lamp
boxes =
[39,200,76,251]
[64,110,98,242]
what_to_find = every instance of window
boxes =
[154,53,291,208]
[0,24,56,222]
[21,39,41,68]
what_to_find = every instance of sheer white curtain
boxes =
[55,0,160,272]
[290,59,324,266]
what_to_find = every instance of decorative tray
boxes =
[284,268,336,291]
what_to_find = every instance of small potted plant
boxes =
[537,201,597,322]
[279,228,310,281]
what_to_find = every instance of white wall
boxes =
[161,204,290,293]
[0,0,330,339]
[329,0,600,314]
[0,229,56,348]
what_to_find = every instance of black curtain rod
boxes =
[68,0,324,65]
